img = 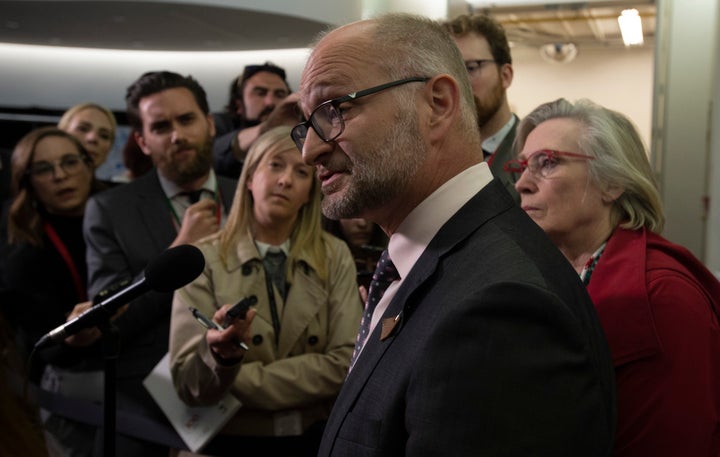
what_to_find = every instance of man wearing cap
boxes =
[213,62,301,178]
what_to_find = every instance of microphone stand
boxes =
[97,318,120,457]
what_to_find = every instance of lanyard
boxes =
[166,185,222,229]
[43,221,87,302]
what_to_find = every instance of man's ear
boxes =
[425,74,460,142]
[236,98,245,117]
[500,63,514,90]
[207,113,216,138]
[134,130,152,157]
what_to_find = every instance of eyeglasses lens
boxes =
[291,124,308,149]
[30,156,83,179]
[311,103,343,143]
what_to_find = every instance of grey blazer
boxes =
[318,179,616,457]
[83,170,236,381]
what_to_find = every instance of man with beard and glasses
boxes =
[213,62,301,179]
[83,71,237,456]
[443,13,520,202]
[294,13,615,457]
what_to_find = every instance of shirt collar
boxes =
[389,162,494,279]
[255,239,290,258]
[157,169,218,199]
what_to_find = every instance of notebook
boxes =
[143,353,241,452]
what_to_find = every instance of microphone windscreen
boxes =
[144,245,205,293]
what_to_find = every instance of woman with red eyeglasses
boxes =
[507,98,720,457]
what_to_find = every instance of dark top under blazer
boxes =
[318,179,616,457]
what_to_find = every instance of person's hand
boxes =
[206,305,256,362]
[234,93,303,159]
[262,92,303,131]
[171,199,219,247]
[63,301,101,347]
[63,301,129,347]
[359,285,368,304]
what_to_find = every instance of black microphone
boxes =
[34,244,205,350]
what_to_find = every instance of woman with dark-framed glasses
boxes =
[510,98,720,457]
[0,126,108,456]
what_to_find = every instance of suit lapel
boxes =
[133,172,177,250]
[131,173,236,253]
[324,180,516,446]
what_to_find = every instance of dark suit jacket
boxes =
[212,112,248,179]
[83,170,236,403]
[488,113,520,204]
[318,179,616,457]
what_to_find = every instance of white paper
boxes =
[143,353,242,453]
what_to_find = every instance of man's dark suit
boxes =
[83,169,236,452]
[318,180,616,456]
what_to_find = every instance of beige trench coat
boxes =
[169,231,362,437]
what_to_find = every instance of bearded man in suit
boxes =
[443,13,521,202]
[83,71,237,455]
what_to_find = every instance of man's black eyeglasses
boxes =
[291,76,430,151]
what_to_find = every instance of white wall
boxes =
[709,50,720,276]
[0,43,311,113]
[702,2,720,276]
[653,0,719,261]
[509,44,654,148]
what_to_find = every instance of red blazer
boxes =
[588,227,720,456]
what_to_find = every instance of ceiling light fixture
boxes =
[618,9,644,46]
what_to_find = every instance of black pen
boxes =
[189,307,249,351]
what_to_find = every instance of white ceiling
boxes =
[0,0,656,51]
[474,0,656,49]
[0,1,330,51]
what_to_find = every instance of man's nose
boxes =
[266,93,281,106]
[301,128,332,166]
[170,124,187,143]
